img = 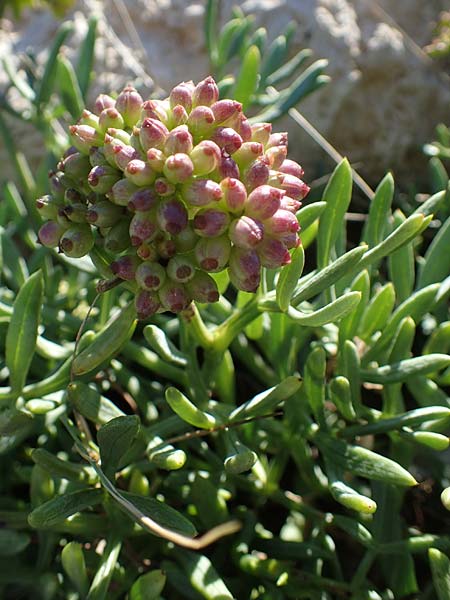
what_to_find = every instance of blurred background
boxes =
[1,0,449,197]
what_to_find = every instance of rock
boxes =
[0,0,449,188]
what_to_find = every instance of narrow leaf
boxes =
[98,415,140,478]
[364,172,394,248]
[28,488,103,528]
[276,245,305,311]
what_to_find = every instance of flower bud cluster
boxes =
[37,77,309,318]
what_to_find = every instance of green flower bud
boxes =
[59,224,94,258]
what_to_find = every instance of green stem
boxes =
[123,341,188,386]
[350,548,376,589]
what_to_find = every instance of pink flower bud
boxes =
[193,208,230,237]
[244,158,270,191]
[141,99,169,124]
[211,127,243,154]
[38,221,65,247]
[186,270,220,303]
[181,178,222,207]
[156,198,188,234]
[88,165,121,194]
[94,93,116,115]
[169,81,194,111]
[245,184,283,220]
[106,127,131,145]
[164,125,193,155]
[217,153,240,179]
[228,247,261,292]
[125,159,156,186]
[266,132,288,149]
[163,153,194,183]
[232,142,264,168]
[128,187,158,212]
[190,140,221,175]
[220,177,247,213]
[135,289,161,319]
[103,134,122,166]
[237,115,252,142]
[110,254,141,280]
[98,107,125,133]
[187,105,216,139]
[167,255,195,283]
[111,143,139,171]
[265,145,288,169]
[257,237,291,269]
[154,177,176,197]
[250,122,272,145]
[194,235,231,272]
[129,210,159,246]
[158,281,191,313]
[139,118,169,151]
[279,195,302,213]
[211,100,242,128]
[192,76,219,108]
[146,148,166,172]
[86,200,124,227]
[265,209,300,236]
[115,85,143,128]
[278,158,304,179]
[59,224,94,258]
[228,216,264,249]
[135,261,166,290]
[271,172,310,200]
[108,178,139,206]
[69,125,103,154]
[170,104,189,127]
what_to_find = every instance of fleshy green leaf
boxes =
[98,415,141,478]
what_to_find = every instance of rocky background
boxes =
[1,0,449,189]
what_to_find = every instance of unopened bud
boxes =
[194,235,231,272]
[88,165,121,194]
[211,100,242,128]
[36,195,61,220]
[181,178,222,207]
[163,153,194,183]
[194,208,230,238]
[236,116,252,142]
[154,177,176,197]
[98,107,125,133]
[94,93,116,115]
[69,125,102,154]
[141,99,169,124]
[125,159,156,186]
[103,219,131,253]
[135,261,166,290]
[265,209,300,236]
[192,76,219,108]
[169,81,194,111]
[229,216,264,249]
[59,224,94,258]
[167,255,195,283]
[243,158,270,191]
[146,148,166,172]
[169,104,189,127]
[156,238,177,259]
[187,106,215,138]
[265,145,288,169]
[106,127,131,145]
[257,237,291,268]
[245,185,283,220]
[135,289,161,319]
[211,127,243,154]
[128,187,158,212]
[190,140,221,175]
[164,125,193,155]
[63,203,88,223]
[173,224,198,253]
[136,242,158,261]
[158,281,191,313]
[88,146,108,168]
[220,177,247,213]
[86,200,123,227]
[217,153,240,180]
[278,158,305,179]
[232,142,263,168]
[139,118,169,152]
[266,132,288,149]
[111,254,141,280]
[108,178,139,206]
[186,270,219,303]
[250,122,272,145]
[111,143,139,171]
[156,198,188,234]
[129,210,159,246]
[63,152,92,180]
[38,221,65,247]
[228,247,261,292]
[279,195,302,213]
[115,86,143,128]
[79,109,99,129]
